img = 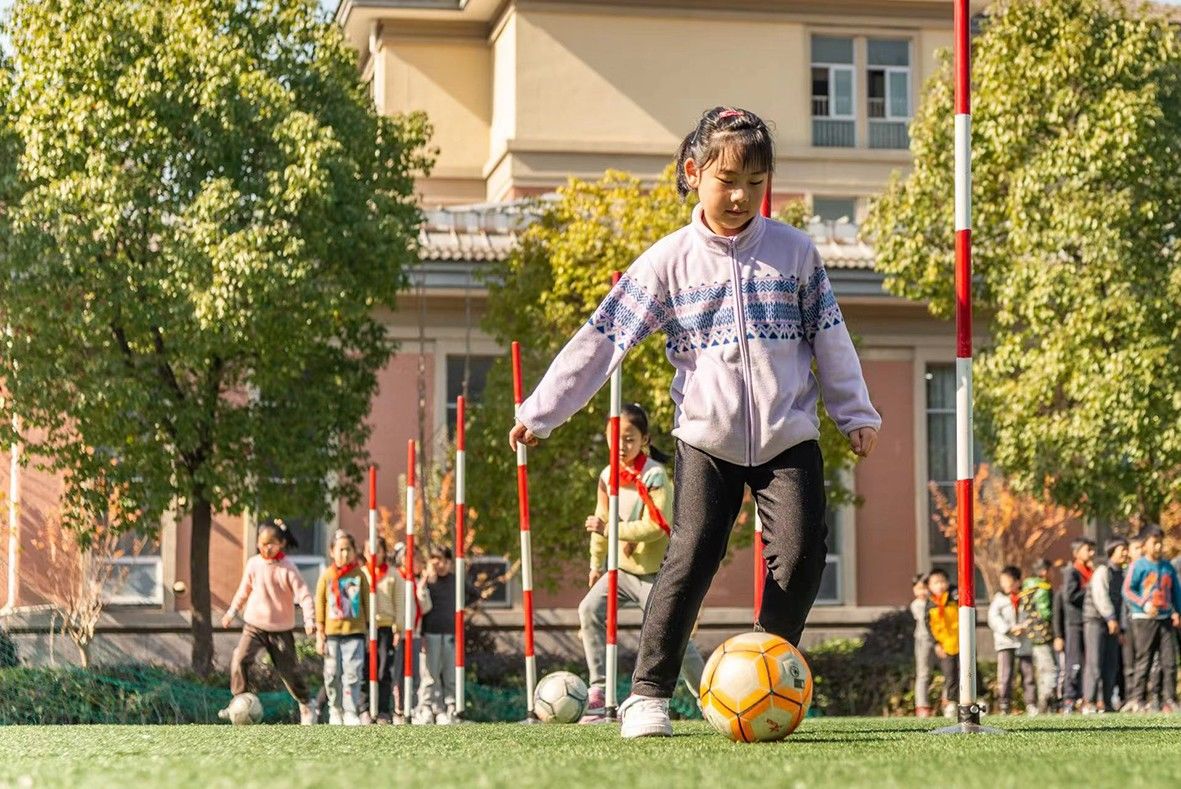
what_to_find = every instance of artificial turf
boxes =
[1,716,1179,788]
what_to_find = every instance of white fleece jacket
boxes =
[518,205,880,466]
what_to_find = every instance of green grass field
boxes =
[2,716,1180,788]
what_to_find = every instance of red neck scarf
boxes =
[372,561,389,585]
[263,551,286,562]
[1074,560,1094,586]
[330,560,359,614]
[934,591,950,612]
[1009,591,1020,614]
[619,453,670,536]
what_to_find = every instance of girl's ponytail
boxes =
[675,131,697,199]
[647,444,672,464]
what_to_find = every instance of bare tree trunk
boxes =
[190,494,214,676]
[77,639,90,668]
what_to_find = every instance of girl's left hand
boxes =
[849,427,879,458]
[585,516,606,535]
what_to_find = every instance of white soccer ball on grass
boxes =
[224,692,263,726]
[534,671,589,723]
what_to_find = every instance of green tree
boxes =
[467,169,857,584]
[863,0,1181,525]
[0,0,431,673]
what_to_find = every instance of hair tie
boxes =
[718,109,744,118]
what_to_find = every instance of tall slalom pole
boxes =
[454,396,467,718]
[605,271,623,722]
[511,342,539,723]
[933,0,997,736]
[367,466,379,719]
[753,512,764,622]
[403,440,416,721]
[753,175,772,625]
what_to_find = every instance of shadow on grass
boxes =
[999,724,1181,734]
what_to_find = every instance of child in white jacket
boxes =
[988,565,1031,714]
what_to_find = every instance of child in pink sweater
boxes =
[221,521,317,724]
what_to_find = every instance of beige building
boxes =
[331,0,999,636]
[5,0,1036,666]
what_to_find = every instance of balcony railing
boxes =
[811,95,829,116]
[812,119,855,148]
[869,120,909,150]
[868,97,886,118]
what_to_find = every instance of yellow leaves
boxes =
[931,464,1080,594]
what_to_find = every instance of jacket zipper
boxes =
[728,238,757,466]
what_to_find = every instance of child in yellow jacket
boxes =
[925,568,959,718]
[315,531,370,725]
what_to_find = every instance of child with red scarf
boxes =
[577,403,704,722]
[987,565,1031,714]
[1061,537,1096,713]
[315,530,370,725]
[221,521,316,724]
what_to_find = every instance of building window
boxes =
[811,35,855,148]
[812,197,858,224]
[467,555,512,608]
[868,39,911,150]
[446,354,498,439]
[924,364,985,589]
[814,505,844,605]
[104,533,162,606]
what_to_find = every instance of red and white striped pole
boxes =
[367,466,379,719]
[753,174,772,624]
[454,396,467,718]
[511,341,539,721]
[605,271,623,721]
[953,0,980,727]
[753,512,764,621]
[403,440,416,721]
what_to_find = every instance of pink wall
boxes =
[854,359,917,606]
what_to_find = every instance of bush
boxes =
[0,626,17,668]
[805,609,916,716]
[805,609,1014,716]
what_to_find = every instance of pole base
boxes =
[930,703,1003,735]
[929,721,1004,735]
[519,713,544,725]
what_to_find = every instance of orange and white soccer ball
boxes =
[699,631,813,742]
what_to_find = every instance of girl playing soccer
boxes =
[577,403,703,722]
[509,106,880,737]
[222,521,317,725]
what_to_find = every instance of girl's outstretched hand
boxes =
[849,426,879,458]
[508,420,540,451]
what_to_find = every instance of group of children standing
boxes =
[222,521,461,725]
[912,527,1181,717]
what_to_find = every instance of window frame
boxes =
[812,63,857,121]
[104,555,164,606]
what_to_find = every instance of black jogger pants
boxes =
[631,439,827,698]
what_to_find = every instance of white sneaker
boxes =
[434,709,452,725]
[299,703,316,726]
[619,695,672,738]
[328,708,344,726]
[359,711,372,725]
[343,710,362,726]
[412,706,435,725]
